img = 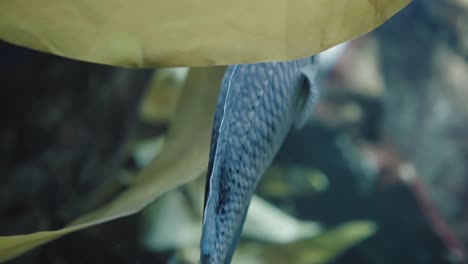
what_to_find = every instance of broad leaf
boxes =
[233,221,377,264]
[0,0,411,67]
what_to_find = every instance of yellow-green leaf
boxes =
[0,66,226,263]
[233,221,377,264]
[139,68,188,123]
[0,0,411,67]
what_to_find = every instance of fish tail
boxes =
[200,200,217,263]
[200,227,215,261]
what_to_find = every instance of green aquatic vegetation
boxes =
[0,0,410,67]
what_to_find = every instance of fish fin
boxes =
[200,116,224,262]
[294,63,319,129]
[200,222,215,264]
[200,193,219,263]
[200,66,238,264]
[203,99,224,214]
[203,66,237,215]
[224,204,250,264]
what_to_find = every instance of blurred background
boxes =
[1,0,467,263]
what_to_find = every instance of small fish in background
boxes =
[200,56,319,264]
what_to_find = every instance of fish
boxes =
[200,56,318,264]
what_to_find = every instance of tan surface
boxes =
[0,0,410,67]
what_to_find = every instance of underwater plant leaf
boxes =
[0,0,410,67]
[259,165,329,198]
[243,196,323,243]
[233,221,377,264]
[0,66,226,263]
[139,68,189,123]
